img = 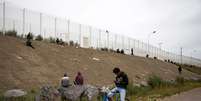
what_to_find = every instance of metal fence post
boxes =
[99,29,101,48]
[114,34,117,49]
[133,39,135,50]
[22,8,25,35]
[111,33,114,49]
[79,24,82,47]
[39,13,42,37]
[89,26,92,47]
[128,38,130,50]
[67,19,70,42]
[180,47,183,64]
[29,23,31,33]
[54,17,57,38]
[13,20,15,31]
[107,31,109,49]
[2,1,5,35]
[122,36,124,50]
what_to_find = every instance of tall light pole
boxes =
[147,31,157,55]
[106,30,109,49]
[180,47,183,64]
[2,0,5,35]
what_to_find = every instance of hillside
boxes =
[0,36,200,91]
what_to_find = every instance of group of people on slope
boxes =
[61,67,129,101]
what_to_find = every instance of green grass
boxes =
[127,76,201,101]
[0,76,200,101]
[182,65,201,75]
[174,63,201,75]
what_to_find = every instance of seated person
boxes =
[74,72,84,85]
[61,73,70,87]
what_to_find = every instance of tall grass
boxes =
[127,75,201,101]
[35,35,43,41]
[5,30,17,37]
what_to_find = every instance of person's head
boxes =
[64,73,67,77]
[113,67,120,75]
[77,72,81,75]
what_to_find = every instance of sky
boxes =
[4,0,201,59]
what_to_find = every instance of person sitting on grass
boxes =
[59,73,71,101]
[61,73,71,88]
[74,72,84,85]
[26,32,34,49]
[107,67,129,101]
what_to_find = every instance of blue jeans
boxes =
[107,87,126,101]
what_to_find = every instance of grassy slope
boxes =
[130,81,201,101]
[0,36,200,91]
[182,65,201,75]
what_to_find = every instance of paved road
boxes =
[162,87,201,101]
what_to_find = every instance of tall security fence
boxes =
[0,1,201,67]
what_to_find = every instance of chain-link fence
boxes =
[0,1,201,67]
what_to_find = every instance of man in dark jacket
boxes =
[107,67,129,101]
[178,66,182,74]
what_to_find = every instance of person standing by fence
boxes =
[178,66,182,74]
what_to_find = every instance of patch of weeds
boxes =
[147,75,163,88]
[49,37,56,43]
[0,31,3,36]
[5,30,17,37]
[127,84,152,97]
[35,35,43,41]
[176,76,185,85]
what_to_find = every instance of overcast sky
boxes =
[5,0,201,59]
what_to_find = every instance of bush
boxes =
[109,49,115,52]
[5,30,17,37]
[16,34,25,39]
[176,76,185,85]
[49,37,56,43]
[59,39,64,45]
[146,54,149,58]
[35,35,43,41]
[74,42,80,47]
[69,41,74,46]
[0,31,3,35]
[127,84,151,96]
[116,49,120,53]
[147,75,162,88]
[101,48,109,51]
